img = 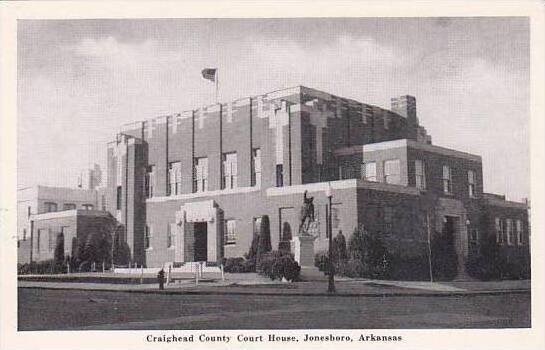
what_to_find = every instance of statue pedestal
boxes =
[290,235,316,268]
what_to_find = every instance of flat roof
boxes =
[335,139,482,163]
[30,209,111,221]
[119,85,397,133]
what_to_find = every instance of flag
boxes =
[201,68,217,82]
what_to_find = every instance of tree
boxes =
[348,226,392,279]
[278,222,292,252]
[247,232,259,260]
[333,230,348,265]
[256,215,272,272]
[112,225,131,266]
[257,215,272,259]
[54,232,65,265]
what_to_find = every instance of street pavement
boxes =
[18,287,530,330]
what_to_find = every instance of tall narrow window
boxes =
[468,170,476,197]
[168,162,182,196]
[37,229,42,252]
[442,165,452,194]
[506,219,513,245]
[276,164,284,187]
[44,202,57,213]
[516,219,523,245]
[145,225,151,249]
[384,206,394,233]
[116,186,122,210]
[193,157,208,193]
[362,162,377,182]
[252,148,262,187]
[166,224,173,248]
[415,160,426,189]
[495,217,504,244]
[383,114,390,130]
[384,159,401,185]
[48,229,55,252]
[145,165,155,198]
[222,152,238,189]
[224,219,237,245]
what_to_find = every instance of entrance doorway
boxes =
[194,222,208,262]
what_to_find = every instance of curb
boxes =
[18,285,531,298]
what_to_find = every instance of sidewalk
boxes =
[18,276,530,297]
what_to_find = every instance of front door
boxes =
[194,222,208,262]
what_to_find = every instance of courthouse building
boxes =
[105,86,529,277]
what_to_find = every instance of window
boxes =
[276,164,284,187]
[193,157,208,193]
[384,159,401,185]
[384,206,394,233]
[82,204,94,210]
[166,224,173,248]
[222,152,238,190]
[252,148,262,187]
[116,186,122,210]
[224,219,237,245]
[506,219,514,245]
[145,165,155,198]
[23,229,27,241]
[145,225,151,249]
[415,160,426,189]
[469,228,479,242]
[331,207,341,230]
[27,206,31,218]
[37,229,42,252]
[468,170,476,197]
[168,162,182,196]
[63,203,76,211]
[516,220,523,245]
[44,202,57,213]
[384,114,390,130]
[495,217,504,244]
[361,162,377,182]
[442,165,452,194]
[48,229,55,252]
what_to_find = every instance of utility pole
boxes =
[326,182,335,293]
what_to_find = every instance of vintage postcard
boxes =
[1,1,544,349]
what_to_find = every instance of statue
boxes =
[298,190,315,235]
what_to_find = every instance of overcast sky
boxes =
[17,17,529,201]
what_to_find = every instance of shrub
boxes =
[337,258,365,278]
[257,215,272,258]
[314,250,329,273]
[332,230,348,264]
[17,260,67,275]
[222,257,247,273]
[347,226,392,279]
[389,254,431,281]
[258,250,300,281]
[54,232,65,265]
[278,222,292,252]
[246,232,259,261]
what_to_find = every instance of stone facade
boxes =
[104,86,529,279]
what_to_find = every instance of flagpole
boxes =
[215,70,219,104]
